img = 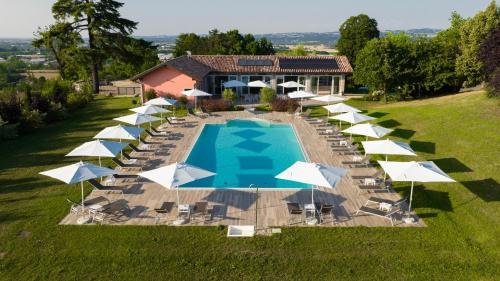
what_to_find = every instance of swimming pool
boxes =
[182,119,311,188]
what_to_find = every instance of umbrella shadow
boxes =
[201,189,257,211]
[282,189,347,207]
[460,178,499,202]
[390,128,416,139]
[397,184,453,212]
[367,112,389,118]
[377,119,402,128]
[429,157,472,173]
[410,141,436,154]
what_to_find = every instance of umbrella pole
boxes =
[99,156,102,182]
[160,112,163,125]
[80,181,85,212]
[408,181,414,218]
[383,155,387,181]
[176,187,180,207]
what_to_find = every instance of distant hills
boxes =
[139,29,442,46]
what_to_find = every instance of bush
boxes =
[201,99,232,112]
[222,88,236,104]
[66,92,90,111]
[45,104,69,123]
[177,96,188,108]
[0,93,22,123]
[18,109,46,134]
[271,98,299,112]
[260,88,276,104]
[30,92,51,113]
[144,89,157,101]
[42,79,72,105]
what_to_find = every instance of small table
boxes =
[339,140,348,146]
[76,215,92,225]
[379,202,392,212]
[88,204,103,213]
[178,204,191,217]
[304,204,318,225]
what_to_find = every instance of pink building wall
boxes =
[141,66,197,99]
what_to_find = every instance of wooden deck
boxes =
[60,110,424,228]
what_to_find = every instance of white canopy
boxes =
[362,139,417,158]
[139,162,215,204]
[276,161,347,205]
[66,140,127,159]
[181,89,212,97]
[94,125,143,141]
[145,97,177,106]
[342,123,392,140]
[329,112,375,125]
[40,162,116,210]
[287,91,316,99]
[312,95,346,103]
[323,103,360,114]
[130,105,171,115]
[278,81,305,88]
[113,113,160,126]
[223,80,247,88]
[247,80,271,88]
[378,160,455,219]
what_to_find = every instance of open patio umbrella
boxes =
[113,113,160,129]
[323,103,361,115]
[223,80,247,88]
[329,112,375,128]
[66,139,127,167]
[130,105,171,125]
[378,161,455,222]
[278,81,305,89]
[312,95,346,116]
[288,90,316,113]
[181,89,212,109]
[94,124,144,142]
[40,161,116,211]
[145,97,177,107]
[276,161,347,207]
[342,123,393,141]
[138,162,215,206]
[247,80,271,88]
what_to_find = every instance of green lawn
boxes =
[0,93,499,280]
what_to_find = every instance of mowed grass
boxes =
[0,92,499,280]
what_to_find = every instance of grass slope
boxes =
[0,93,499,280]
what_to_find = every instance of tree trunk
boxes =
[86,2,99,94]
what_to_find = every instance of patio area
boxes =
[59,110,424,228]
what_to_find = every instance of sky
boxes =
[0,0,494,38]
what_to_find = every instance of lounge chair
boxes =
[351,169,384,180]
[200,107,212,117]
[188,108,207,118]
[357,180,391,194]
[145,129,166,138]
[129,143,154,153]
[316,203,335,225]
[151,127,169,136]
[87,179,125,198]
[302,108,312,118]
[112,158,142,169]
[364,197,407,208]
[154,201,175,224]
[191,201,209,221]
[287,202,304,225]
[166,117,182,126]
[355,206,401,226]
[342,155,371,168]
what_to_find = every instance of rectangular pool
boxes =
[182,119,311,188]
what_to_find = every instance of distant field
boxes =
[0,92,498,280]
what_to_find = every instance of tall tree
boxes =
[479,25,500,96]
[456,1,500,87]
[337,14,379,67]
[38,0,138,93]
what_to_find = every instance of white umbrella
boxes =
[288,90,316,112]
[329,112,375,128]
[40,162,116,211]
[247,80,271,88]
[66,140,127,166]
[113,113,160,129]
[138,162,215,205]
[278,81,305,88]
[312,95,347,117]
[223,80,247,88]
[94,124,144,142]
[145,97,177,106]
[378,161,455,221]
[130,105,171,125]
[342,123,393,140]
[275,161,347,206]
[181,89,212,109]
[323,103,361,114]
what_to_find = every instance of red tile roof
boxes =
[132,55,352,80]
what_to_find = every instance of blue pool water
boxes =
[182,119,311,188]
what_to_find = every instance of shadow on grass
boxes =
[430,158,473,173]
[390,128,416,139]
[461,178,500,202]
[377,119,402,128]
[397,184,453,212]
[410,141,436,154]
[0,177,51,194]
[368,112,389,118]
[0,211,28,223]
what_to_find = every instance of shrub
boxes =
[42,79,72,105]
[0,93,22,123]
[260,88,276,104]
[271,98,299,112]
[201,99,232,112]
[222,88,236,104]
[45,104,69,123]
[30,92,51,113]
[177,96,188,108]
[18,109,46,134]
[131,99,138,105]
[144,89,157,101]
[66,92,89,111]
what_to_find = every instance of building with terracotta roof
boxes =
[132,55,352,102]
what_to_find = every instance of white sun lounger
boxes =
[227,225,255,237]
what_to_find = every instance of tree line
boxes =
[336,1,500,99]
